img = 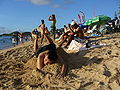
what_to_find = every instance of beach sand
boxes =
[0,33,120,90]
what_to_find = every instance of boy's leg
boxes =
[40,34,44,44]
[33,36,38,52]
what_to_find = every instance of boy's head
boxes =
[44,50,58,65]
[41,20,44,24]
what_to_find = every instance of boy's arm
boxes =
[33,34,38,52]
[57,54,68,77]
[37,53,44,69]
[37,51,49,69]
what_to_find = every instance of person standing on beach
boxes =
[38,20,46,44]
[33,33,67,77]
[48,14,56,40]
[16,34,19,45]
[12,33,17,47]
[19,33,24,44]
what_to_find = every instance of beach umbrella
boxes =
[84,15,111,26]
[83,19,92,26]
[91,15,111,25]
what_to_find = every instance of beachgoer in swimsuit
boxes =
[38,20,46,44]
[19,33,24,44]
[59,24,76,48]
[12,33,16,47]
[57,24,71,43]
[48,14,56,40]
[59,23,84,48]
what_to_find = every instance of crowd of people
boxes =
[30,14,88,77]
[108,16,120,32]
[30,14,120,77]
[11,32,29,47]
[11,14,119,77]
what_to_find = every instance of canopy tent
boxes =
[84,15,111,26]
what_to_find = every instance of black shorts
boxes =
[35,44,56,57]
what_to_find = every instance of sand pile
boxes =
[0,33,120,90]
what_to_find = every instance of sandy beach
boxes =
[0,33,120,90]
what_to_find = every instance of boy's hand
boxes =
[60,72,66,77]
[57,72,66,78]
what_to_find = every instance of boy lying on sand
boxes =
[33,33,68,77]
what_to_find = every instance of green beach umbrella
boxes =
[91,15,111,25]
[84,15,111,26]
[84,19,92,26]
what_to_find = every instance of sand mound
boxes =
[0,33,120,90]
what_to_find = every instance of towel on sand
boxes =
[67,40,84,51]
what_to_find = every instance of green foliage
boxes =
[0,33,12,36]
[0,31,31,36]
[22,32,31,36]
